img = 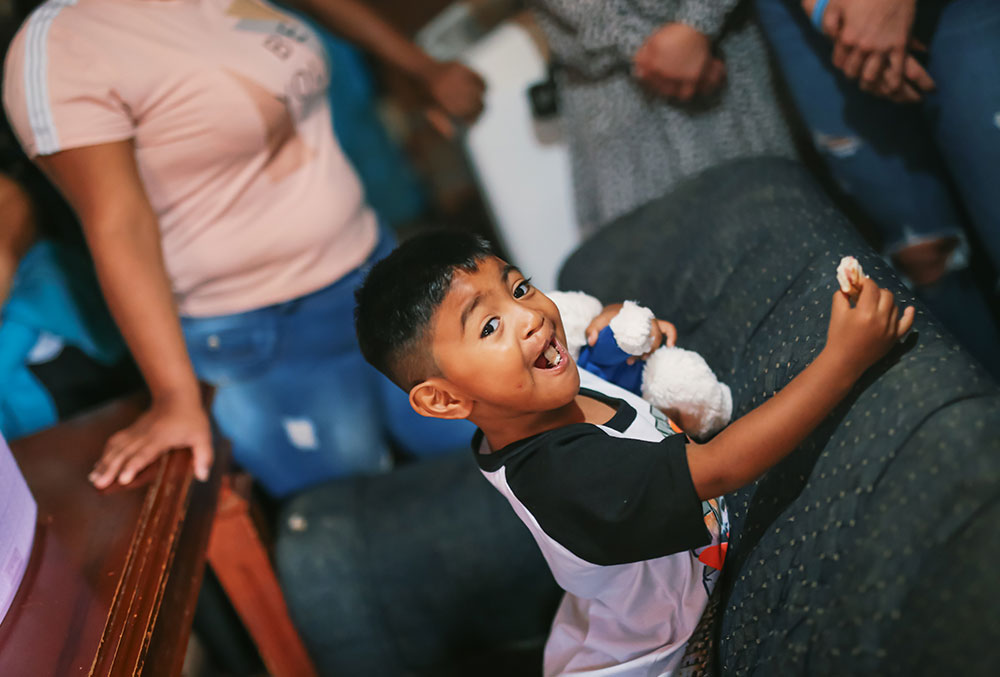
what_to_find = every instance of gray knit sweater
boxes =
[532,0,795,234]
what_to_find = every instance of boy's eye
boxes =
[481,317,499,338]
[513,279,532,299]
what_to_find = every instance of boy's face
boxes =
[428,256,580,417]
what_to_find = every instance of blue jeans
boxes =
[755,0,1000,376]
[181,231,476,498]
[755,0,1000,267]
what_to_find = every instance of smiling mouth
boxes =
[534,336,564,370]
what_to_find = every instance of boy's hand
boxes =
[823,278,915,379]
[586,304,623,346]
[632,318,678,364]
[585,303,677,363]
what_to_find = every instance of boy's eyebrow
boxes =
[460,263,522,333]
[460,294,483,332]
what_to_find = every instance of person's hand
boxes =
[633,23,726,102]
[421,61,486,138]
[89,392,213,489]
[823,277,915,379]
[585,303,678,364]
[803,0,934,103]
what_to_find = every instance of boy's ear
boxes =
[409,378,473,420]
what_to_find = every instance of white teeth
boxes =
[544,343,560,367]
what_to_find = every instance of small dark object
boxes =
[528,66,559,119]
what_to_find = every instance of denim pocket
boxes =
[183,315,278,386]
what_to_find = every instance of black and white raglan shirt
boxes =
[474,369,729,676]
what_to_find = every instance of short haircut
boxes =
[355,230,495,390]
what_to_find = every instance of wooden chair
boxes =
[207,472,318,677]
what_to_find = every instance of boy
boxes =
[354,232,914,676]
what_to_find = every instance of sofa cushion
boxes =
[560,157,1000,675]
[276,451,561,676]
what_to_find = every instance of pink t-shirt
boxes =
[3,0,378,317]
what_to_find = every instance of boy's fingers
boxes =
[660,320,678,347]
[831,288,850,314]
[896,306,916,338]
[876,287,895,315]
[887,303,899,333]
[856,277,879,309]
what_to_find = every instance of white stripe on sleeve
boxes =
[22,0,79,155]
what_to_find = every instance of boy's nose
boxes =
[519,305,544,339]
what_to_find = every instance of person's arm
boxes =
[33,141,212,487]
[686,278,914,499]
[0,173,37,307]
[286,0,484,133]
[801,0,934,102]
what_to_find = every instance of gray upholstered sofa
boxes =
[277,157,1000,676]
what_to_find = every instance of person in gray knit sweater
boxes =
[532,0,795,234]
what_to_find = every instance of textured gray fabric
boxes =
[276,452,561,676]
[531,0,795,233]
[560,156,1000,675]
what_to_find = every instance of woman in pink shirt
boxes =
[3,0,484,496]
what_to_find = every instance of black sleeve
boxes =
[505,427,710,566]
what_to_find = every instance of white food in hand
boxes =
[836,256,865,295]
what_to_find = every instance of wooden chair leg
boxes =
[207,475,318,677]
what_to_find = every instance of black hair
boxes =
[355,230,494,390]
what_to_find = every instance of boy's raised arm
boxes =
[685,278,914,500]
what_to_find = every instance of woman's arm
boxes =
[34,141,212,487]
[287,0,484,131]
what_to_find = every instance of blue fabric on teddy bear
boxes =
[576,326,644,396]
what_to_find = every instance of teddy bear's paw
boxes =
[609,301,656,355]
[641,347,733,439]
[696,383,733,439]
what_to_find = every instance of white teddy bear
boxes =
[549,291,733,439]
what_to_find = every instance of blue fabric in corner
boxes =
[0,242,125,438]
